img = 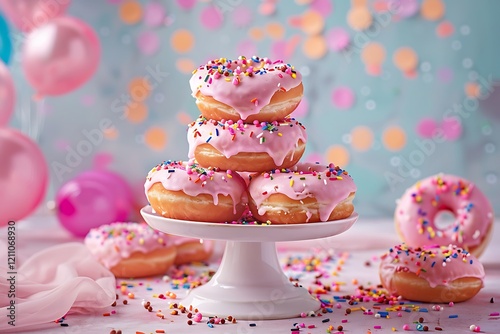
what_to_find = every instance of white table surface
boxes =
[1,209,499,334]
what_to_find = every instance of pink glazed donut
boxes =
[145,160,248,222]
[395,174,494,257]
[190,56,303,123]
[379,244,485,303]
[187,116,306,172]
[85,222,177,278]
[248,162,357,224]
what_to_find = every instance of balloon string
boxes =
[20,97,29,136]
[20,95,45,142]
[32,99,45,142]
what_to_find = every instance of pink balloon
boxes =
[22,16,100,96]
[56,170,133,237]
[0,0,71,32]
[0,61,15,127]
[0,128,48,225]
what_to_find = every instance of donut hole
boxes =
[434,210,456,230]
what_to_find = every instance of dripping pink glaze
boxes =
[187,116,307,166]
[84,222,172,268]
[395,174,493,249]
[380,244,485,291]
[189,56,302,120]
[144,161,248,213]
[248,162,356,222]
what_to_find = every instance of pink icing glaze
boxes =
[187,116,307,167]
[248,162,357,222]
[395,174,494,249]
[189,56,302,120]
[84,222,171,268]
[144,160,248,213]
[380,244,485,291]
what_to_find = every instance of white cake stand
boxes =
[141,206,358,320]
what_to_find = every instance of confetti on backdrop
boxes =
[351,126,374,152]
[332,86,356,110]
[119,0,142,24]
[12,0,499,218]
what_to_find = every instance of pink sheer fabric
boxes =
[0,242,115,332]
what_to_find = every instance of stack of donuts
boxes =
[145,56,357,224]
[380,174,494,302]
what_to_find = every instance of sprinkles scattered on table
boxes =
[63,245,496,332]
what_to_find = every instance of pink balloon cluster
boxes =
[0,0,102,224]
[0,3,50,223]
[55,170,134,237]
[0,0,101,96]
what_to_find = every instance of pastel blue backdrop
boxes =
[4,0,500,218]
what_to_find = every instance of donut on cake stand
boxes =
[141,206,358,320]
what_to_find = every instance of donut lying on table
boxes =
[379,243,484,303]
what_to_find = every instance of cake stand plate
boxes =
[141,206,358,320]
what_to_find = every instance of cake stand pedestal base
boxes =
[141,206,358,320]
[181,241,319,320]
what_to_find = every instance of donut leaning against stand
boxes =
[190,56,303,123]
[145,160,248,222]
[395,174,494,257]
[187,116,307,173]
[85,222,177,278]
[247,162,357,224]
[379,243,485,303]
[171,236,214,265]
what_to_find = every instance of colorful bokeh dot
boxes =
[382,126,407,151]
[301,10,324,35]
[326,27,350,52]
[200,5,223,30]
[249,27,265,41]
[436,21,454,38]
[177,111,193,125]
[119,0,143,24]
[465,82,481,98]
[103,127,119,140]
[332,86,356,110]
[144,127,167,150]
[303,35,327,59]
[176,58,196,74]
[351,126,374,151]
[266,22,285,40]
[442,118,462,141]
[362,42,386,66]
[421,0,445,21]
[125,102,148,124]
[393,47,418,72]
[311,0,333,17]
[171,29,194,53]
[347,6,372,31]
[129,77,152,101]
[143,2,166,27]
[177,0,196,10]
[232,5,253,27]
[326,145,350,166]
[416,118,437,138]
[137,31,160,55]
